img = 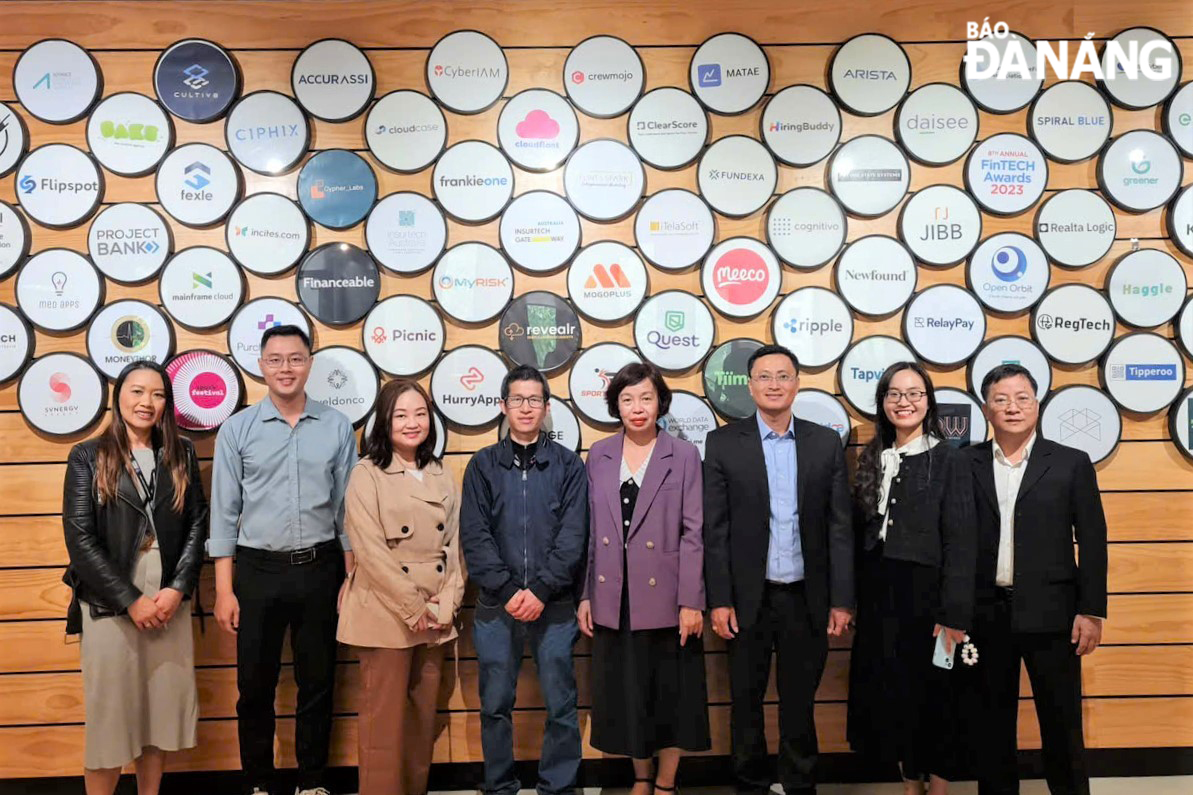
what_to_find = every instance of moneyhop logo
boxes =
[183,64,209,90]
[1110,363,1178,381]
[712,248,771,305]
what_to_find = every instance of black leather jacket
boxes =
[62,438,208,633]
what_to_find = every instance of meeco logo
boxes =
[711,247,770,305]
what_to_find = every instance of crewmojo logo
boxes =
[964,21,1175,81]
[711,248,771,305]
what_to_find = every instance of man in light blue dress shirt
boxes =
[758,411,805,584]
[209,325,357,795]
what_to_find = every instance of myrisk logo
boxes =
[183,64,210,90]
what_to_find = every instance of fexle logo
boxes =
[20,176,98,195]
[1036,314,1112,331]
[93,227,162,257]
[1110,363,1178,381]
[913,316,976,331]
[437,173,510,188]
[371,327,439,345]
[712,248,771,304]
[571,70,634,84]
[182,162,213,199]
[965,22,1175,81]
[433,64,503,79]
[769,120,836,133]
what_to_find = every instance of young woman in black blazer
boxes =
[846,361,976,795]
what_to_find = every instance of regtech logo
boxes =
[1035,313,1112,332]
[964,21,1175,81]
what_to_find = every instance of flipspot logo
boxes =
[965,22,1174,81]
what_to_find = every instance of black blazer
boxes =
[62,439,209,633]
[966,437,1108,634]
[703,414,853,630]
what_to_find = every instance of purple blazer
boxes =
[582,429,705,631]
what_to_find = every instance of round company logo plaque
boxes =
[226,297,311,379]
[1031,284,1115,365]
[697,135,777,218]
[761,85,841,167]
[431,345,509,428]
[827,135,910,218]
[627,87,709,170]
[902,285,987,367]
[86,93,174,177]
[0,102,29,179]
[366,192,446,275]
[497,89,579,172]
[829,34,911,116]
[366,90,447,173]
[701,237,781,319]
[0,303,34,385]
[87,203,172,284]
[838,336,916,417]
[426,31,509,115]
[634,290,716,373]
[634,189,716,272]
[1164,81,1193,158]
[296,243,380,327]
[793,389,852,445]
[659,391,719,458]
[362,296,445,377]
[570,343,642,425]
[898,184,982,266]
[961,31,1042,114]
[158,246,245,330]
[689,33,770,115]
[433,243,514,324]
[154,39,240,123]
[968,336,1052,401]
[1098,27,1182,111]
[771,287,853,369]
[1101,332,1185,414]
[166,350,243,432]
[1097,130,1183,213]
[1028,81,1112,163]
[1106,249,1187,328]
[703,338,763,420]
[86,300,176,381]
[835,236,917,317]
[964,133,1048,216]
[564,35,645,118]
[895,83,979,166]
[14,39,101,124]
[1040,385,1122,465]
[16,144,103,229]
[156,142,241,227]
[767,188,847,270]
[564,139,645,222]
[566,241,648,323]
[499,292,583,374]
[226,193,310,276]
[224,90,310,175]
[499,191,581,274]
[291,39,375,122]
[15,249,103,333]
[297,149,378,229]
[18,352,107,437]
[1035,189,1116,268]
[967,232,1050,314]
[500,397,583,453]
[433,140,514,224]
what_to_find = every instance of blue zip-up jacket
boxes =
[460,434,589,607]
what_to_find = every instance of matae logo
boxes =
[965,21,1175,81]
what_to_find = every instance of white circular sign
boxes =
[226,298,311,379]
[1035,189,1116,268]
[432,140,514,224]
[367,192,447,275]
[899,184,982,266]
[0,201,30,279]
[829,34,912,116]
[968,336,1052,401]
[16,144,103,229]
[760,85,841,167]
[627,87,709,170]
[497,89,579,172]
[158,247,245,330]
[499,190,581,274]
[1168,386,1193,461]
[935,387,989,447]
[426,31,509,115]
[701,237,782,319]
[835,235,918,316]
[167,350,244,433]
[1107,249,1187,328]
[1164,81,1193,158]
[564,36,645,118]
[697,135,777,218]
[366,90,447,173]
[14,39,101,124]
[362,296,445,377]
[633,189,715,272]
[793,388,852,445]
[224,90,309,175]
[1099,27,1182,110]
[961,31,1042,114]
[431,345,508,427]
[226,193,310,276]
[1040,385,1122,464]
[307,347,379,426]
[964,133,1048,216]
[1032,284,1116,365]
[563,139,645,222]
[895,83,979,166]
[1102,332,1185,414]
[0,303,34,384]
[827,135,910,218]
[86,93,174,177]
[15,249,103,332]
[772,287,854,369]
[634,290,716,372]
[500,396,583,453]
[291,39,375,122]
[567,241,648,323]
[659,391,719,458]
[568,343,643,425]
[766,188,847,269]
[838,336,916,416]
[689,33,770,115]
[0,102,29,178]
[1028,81,1112,163]
[967,232,1050,314]
[1171,184,1193,260]
[87,203,171,284]
[18,353,106,436]
[156,143,241,227]
[432,243,514,324]
[1098,130,1183,213]
[902,285,987,366]
[86,300,176,380]
[1178,295,1193,360]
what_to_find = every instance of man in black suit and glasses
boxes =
[703,344,854,795]
[967,364,1107,795]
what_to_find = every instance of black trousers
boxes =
[972,590,1089,795]
[234,542,344,792]
[728,581,828,795]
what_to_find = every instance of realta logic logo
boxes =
[964,21,1175,81]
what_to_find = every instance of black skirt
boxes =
[589,478,711,758]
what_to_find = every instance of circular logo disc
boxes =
[432,243,514,324]
[827,135,910,218]
[902,285,987,366]
[366,90,448,173]
[634,290,716,373]
[1028,81,1113,163]
[895,83,979,166]
[86,299,177,380]
[431,345,509,427]
[563,139,645,222]
[153,39,240,123]
[968,336,1052,402]
[167,350,244,432]
[297,149,378,229]
[964,133,1049,216]
[761,85,841,167]
[499,292,583,373]
[226,193,311,276]
[16,144,103,229]
[1040,385,1122,464]
[564,36,645,118]
[296,244,381,326]
[18,353,107,436]
[771,287,854,369]
[291,39,375,122]
[566,241,648,323]
[307,346,379,427]
[14,39,101,124]
[226,298,311,379]
[87,203,172,284]
[86,93,174,177]
[433,140,515,224]
[1097,130,1183,213]
[1101,332,1185,413]
[569,343,642,425]
[224,90,310,175]
[497,89,579,172]
[362,296,445,377]
[158,246,245,330]
[834,235,917,317]
[967,232,1050,314]
[702,338,763,420]
[829,34,912,116]
[499,191,581,274]
[1106,249,1187,328]
[15,249,104,332]
[701,237,782,319]
[155,142,242,227]
[1031,284,1116,365]
[627,87,709,170]
[633,189,716,272]
[689,33,770,115]
[426,31,509,115]
[366,192,447,275]
[1035,189,1116,268]
[838,336,917,417]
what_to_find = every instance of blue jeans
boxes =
[474,596,580,795]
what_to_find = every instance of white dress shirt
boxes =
[992,432,1036,587]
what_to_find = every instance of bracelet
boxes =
[961,635,979,666]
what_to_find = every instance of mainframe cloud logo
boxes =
[712,247,771,305]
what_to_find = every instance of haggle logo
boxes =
[712,247,771,305]
[964,21,1175,81]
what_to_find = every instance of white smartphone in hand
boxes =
[424,602,441,623]
[933,630,956,670]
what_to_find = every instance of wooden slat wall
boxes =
[0,0,1192,780]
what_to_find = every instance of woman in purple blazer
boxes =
[578,362,710,794]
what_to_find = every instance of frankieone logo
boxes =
[99,121,161,145]
[1036,314,1112,331]
[232,123,302,142]
[913,316,976,331]
[1109,363,1178,381]
[296,73,370,86]
[437,173,510,188]
[965,22,1175,81]
[432,64,503,79]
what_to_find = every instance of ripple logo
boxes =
[371,326,387,345]
[19,175,35,194]
[571,70,585,84]
[459,366,484,391]
[182,63,210,90]
[1131,158,1151,175]
[49,372,71,403]
[992,245,1028,282]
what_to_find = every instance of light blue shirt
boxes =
[757,412,804,583]
[207,395,357,557]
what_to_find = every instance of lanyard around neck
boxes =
[129,451,156,505]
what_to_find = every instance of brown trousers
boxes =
[357,644,446,795]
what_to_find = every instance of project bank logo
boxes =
[1110,363,1178,381]
[964,21,1175,81]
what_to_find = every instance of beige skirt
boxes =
[80,547,198,770]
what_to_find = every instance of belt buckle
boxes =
[290,547,316,565]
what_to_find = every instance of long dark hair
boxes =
[96,361,189,513]
[364,379,440,470]
[853,361,941,516]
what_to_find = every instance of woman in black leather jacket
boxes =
[62,360,207,795]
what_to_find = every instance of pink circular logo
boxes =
[571,70,585,85]
[713,248,770,305]
[189,371,227,409]
[49,372,72,403]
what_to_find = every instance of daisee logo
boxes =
[965,22,1175,81]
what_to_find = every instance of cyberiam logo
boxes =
[49,372,71,403]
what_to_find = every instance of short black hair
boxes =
[501,364,551,402]
[260,324,311,354]
[747,344,800,377]
[605,362,672,419]
[980,363,1038,400]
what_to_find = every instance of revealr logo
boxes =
[965,21,1175,81]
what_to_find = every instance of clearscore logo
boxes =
[712,248,770,304]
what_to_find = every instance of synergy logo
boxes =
[50,372,71,403]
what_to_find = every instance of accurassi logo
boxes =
[964,22,1175,81]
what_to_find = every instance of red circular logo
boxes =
[713,248,770,305]
[189,371,228,410]
[571,70,585,85]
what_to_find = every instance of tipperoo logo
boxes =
[964,21,1175,81]
[1109,363,1178,381]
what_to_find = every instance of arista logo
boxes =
[49,372,71,403]
[712,248,771,305]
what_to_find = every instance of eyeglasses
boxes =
[884,389,926,404]
[988,395,1037,411]
[752,374,797,385]
[504,396,545,409]
[261,355,310,370]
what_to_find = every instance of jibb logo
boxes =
[965,22,1175,81]
[712,248,771,305]
[182,64,209,90]
[992,245,1028,282]
[49,372,71,403]
[1110,363,1178,381]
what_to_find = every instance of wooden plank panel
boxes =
[1108,543,1193,593]
[1103,493,1193,542]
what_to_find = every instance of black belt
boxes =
[995,585,1015,600]
[765,579,805,591]
[236,539,340,565]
